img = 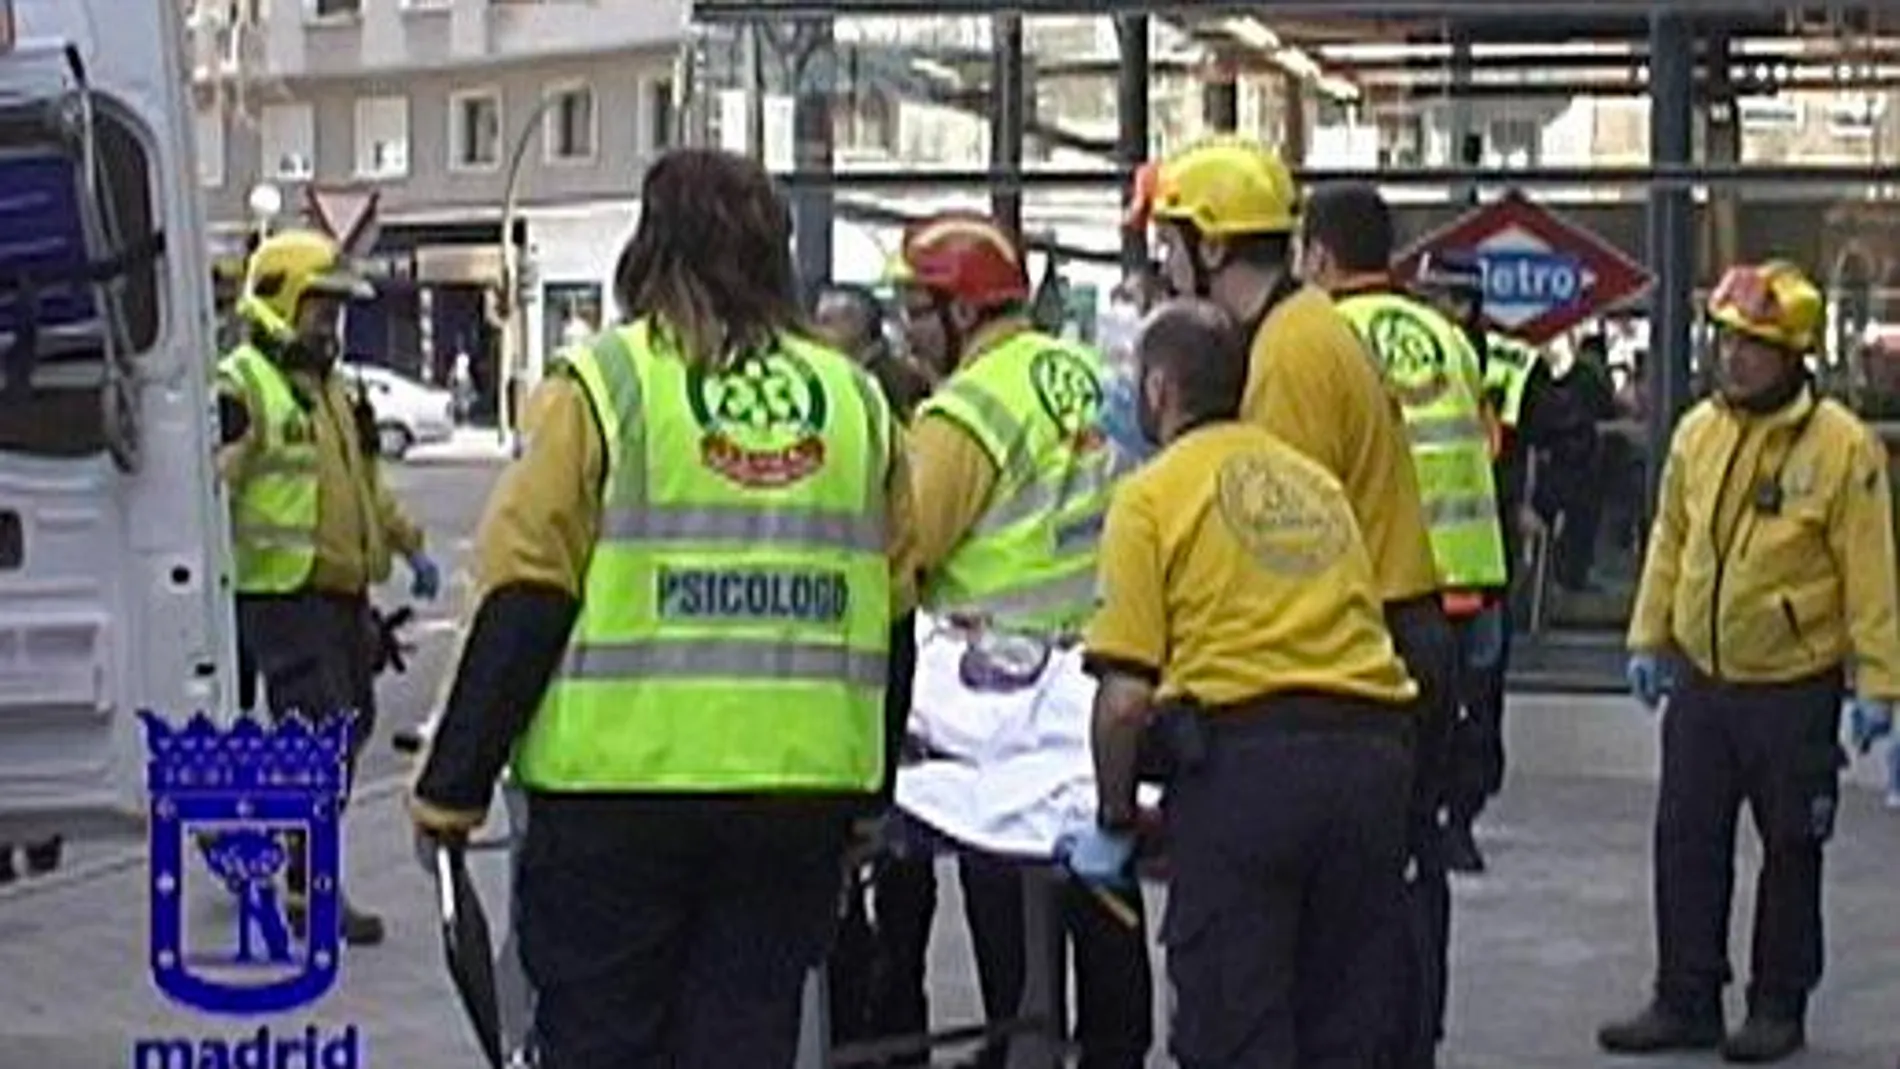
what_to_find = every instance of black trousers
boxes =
[862,852,1154,1069]
[1652,669,1844,1023]
[517,795,852,1069]
[235,590,377,901]
[1448,612,1512,827]
[1383,596,1460,1069]
[234,589,378,779]
[1162,701,1412,1069]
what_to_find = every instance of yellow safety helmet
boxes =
[1707,260,1824,354]
[1145,136,1301,238]
[237,229,372,342]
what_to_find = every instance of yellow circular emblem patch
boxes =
[1215,450,1352,576]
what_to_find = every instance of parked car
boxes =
[339,361,456,460]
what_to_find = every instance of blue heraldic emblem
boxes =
[139,711,354,1015]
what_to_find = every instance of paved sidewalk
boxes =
[404,428,512,466]
[3,703,1899,1067]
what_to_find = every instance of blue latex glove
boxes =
[1098,371,1157,467]
[1055,826,1136,887]
[1848,698,1893,755]
[408,553,441,600]
[1627,652,1669,710]
[1464,605,1505,670]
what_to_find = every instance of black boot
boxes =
[286,894,386,946]
[1723,998,1805,1065]
[0,846,15,885]
[23,836,62,875]
[1721,1016,1803,1064]
[1598,1001,1724,1054]
[340,899,386,946]
[1443,821,1485,875]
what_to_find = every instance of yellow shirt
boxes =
[1084,421,1417,708]
[1629,389,1900,698]
[1242,285,1440,604]
[471,368,919,617]
[218,366,423,594]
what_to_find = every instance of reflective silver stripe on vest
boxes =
[1422,494,1500,528]
[232,522,316,548]
[975,463,1110,535]
[598,504,885,551]
[247,454,319,477]
[561,640,888,688]
[586,329,648,503]
[937,567,1098,625]
[841,360,893,518]
[1407,413,1488,446]
[939,378,1038,487]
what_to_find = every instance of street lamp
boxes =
[496,92,568,450]
[246,181,282,239]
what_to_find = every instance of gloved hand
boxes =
[408,552,441,600]
[1627,652,1670,710]
[1465,604,1506,670]
[1848,697,1893,755]
[1055,825,1136,887]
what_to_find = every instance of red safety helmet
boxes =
[888,211,1029,310]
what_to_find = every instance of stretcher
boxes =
[398,615,1133,1067]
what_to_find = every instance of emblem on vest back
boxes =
[1030,347,1106,452]
[689,349,830,488]
[1363,308,1451,408]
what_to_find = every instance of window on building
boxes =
[450,91,501,170]
[1738,95,1802,133]
[195,106,225,188]
[1828,94,1882,139]
[309,0,361,20]
[259,103,315,180]
[1487,116,1541,168]
[545,83,596,162]
[648,78,675,152]
[355,96,410,179]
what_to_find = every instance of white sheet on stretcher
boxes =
[895,616,1159,857]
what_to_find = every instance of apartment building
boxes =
[188,0,686,413]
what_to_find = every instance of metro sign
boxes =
[1396,191,1654,345]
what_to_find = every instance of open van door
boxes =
[0,0,235,842]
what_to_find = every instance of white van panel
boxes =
[0,0,235,842]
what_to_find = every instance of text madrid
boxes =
[133,1024,362,1069]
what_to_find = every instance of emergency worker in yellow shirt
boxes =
[1297,184,1509,1069]
[1598,261,1900,1064]
[407,148,919,1068]
[1079,298,1417,1068]
[1132,141,1457,1069]
[216,229,439,947]
[888,210,1153,1069]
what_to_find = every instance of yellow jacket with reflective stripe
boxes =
[513,321,897,792]
[1336,291,1508,592]
[916,330,1118,632]
[1629,389,1900,698]
[217,345,320,594]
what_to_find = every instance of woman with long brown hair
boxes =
[410,147,918,1069]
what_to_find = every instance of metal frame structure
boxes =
[688,1,1895,679]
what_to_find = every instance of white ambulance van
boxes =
[0,0,234,843]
